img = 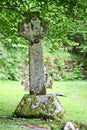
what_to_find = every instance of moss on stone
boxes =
[14,94,64,121]
[30,86,46,95]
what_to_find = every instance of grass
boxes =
[0,80,87,130]
[50,81,87,122]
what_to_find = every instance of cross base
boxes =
[14,94,64,121]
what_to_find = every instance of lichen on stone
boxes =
[18,12,48,43]
[14,94,64,120]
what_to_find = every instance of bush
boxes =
[53,65,83,81]
[0,43,28,80]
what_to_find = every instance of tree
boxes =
[0,0,87,79]
[0,0,86,46]
[67,0,87,57]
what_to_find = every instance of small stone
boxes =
[64,122,79,130]
[21,100,24,105]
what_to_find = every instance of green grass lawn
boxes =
[0,80,87,130]
[50,81,87,122]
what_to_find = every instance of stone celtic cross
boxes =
[14,12,64,119]
[18,12,48,95]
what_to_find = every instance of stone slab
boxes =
[21,124,51,130]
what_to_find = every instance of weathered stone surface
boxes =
[18,12,48,95]
[18,12,48,43]
[21,66,53,91]
[14,94,64,120]
[64,122,79,130]
[29,41,46,95]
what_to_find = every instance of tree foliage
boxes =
[0,0,87,79]
[0,0,86,45]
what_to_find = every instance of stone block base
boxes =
[14,94,64,120]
